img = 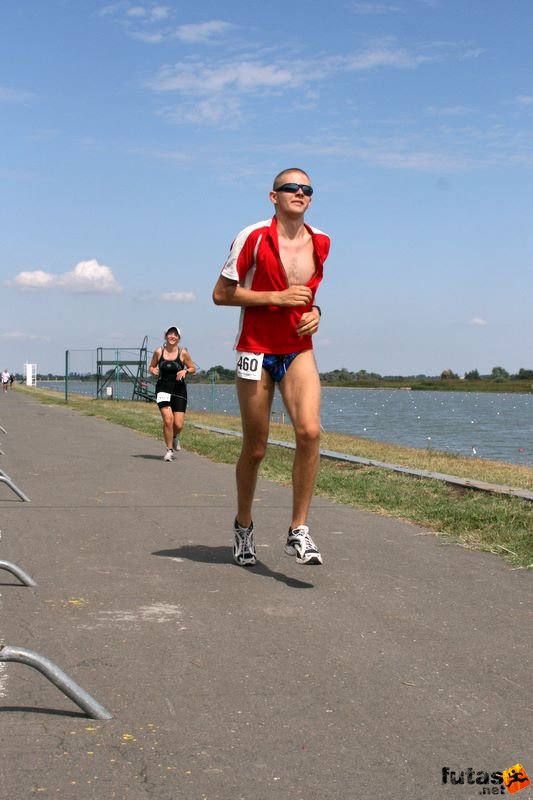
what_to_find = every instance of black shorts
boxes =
[156,391,187,413]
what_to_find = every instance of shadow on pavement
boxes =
[131,454,168,461]
[152,544,315,589]
[0,706,89,718]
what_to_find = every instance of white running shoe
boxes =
[173,436,181,451]
[285,525,323,565]
[163,448,174,462]
[233,519,256,566]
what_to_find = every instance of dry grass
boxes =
[188,409,533,492]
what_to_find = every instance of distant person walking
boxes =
[1,369,10,393]
[212,167,330,567]
[149,327,196,462]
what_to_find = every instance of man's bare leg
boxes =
[235,373,275,527]
[279,350,321,529]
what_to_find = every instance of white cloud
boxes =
[9,260,123,294]
[462,48,485,60]
[468,318,488,327]
[131,31,164,43]
[159,292,195,302]
[98,3,125,16]
[350,3,401,14]
[366,147,472,171]
[146,42,438,104]
[290,136,476,172]
[0,331,49,342]
[147,59,297,95]
[162,96,243,126]
[129,146,191,161]
[344,47,425,70]
[0,85,33,103]
[175,21,233,44]
[515,95,533,106]
[100,2,171,33]
[426,105,475,116]
[152,6,170,20]
[12,270,56,289]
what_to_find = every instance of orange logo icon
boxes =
[502,764,531,794]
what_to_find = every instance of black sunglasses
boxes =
[275,182,313,197]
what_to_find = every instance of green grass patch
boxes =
[15,385,533,569]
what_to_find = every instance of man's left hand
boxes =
[296,307,321,337]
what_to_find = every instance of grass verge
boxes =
[15,385,533,569]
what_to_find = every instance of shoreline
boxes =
[12,384,533,483]
[32,378,533,395]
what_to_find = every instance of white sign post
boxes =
[24,363,37,387]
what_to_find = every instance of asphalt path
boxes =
[0,391,531,800]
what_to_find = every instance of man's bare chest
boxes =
[278,238,316,285]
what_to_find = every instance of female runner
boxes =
[149,326,196,461]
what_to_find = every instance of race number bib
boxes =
[156,391,171,403]
[236,352,264,381]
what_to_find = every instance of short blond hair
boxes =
[273,168,311,190]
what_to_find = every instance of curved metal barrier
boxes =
[0,560,37,586]
[0,470,31,502]
[0,645,112,720]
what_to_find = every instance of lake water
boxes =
[38,381,533,467]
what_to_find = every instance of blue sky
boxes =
[1,0,532,377]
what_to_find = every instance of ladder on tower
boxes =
[95,337,155,401]
[132,336,156,402]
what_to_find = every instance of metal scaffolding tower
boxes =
[95,336,154,401]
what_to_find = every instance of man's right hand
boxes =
[276,285,312,306]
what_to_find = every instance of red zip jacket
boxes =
[220,216,330,354]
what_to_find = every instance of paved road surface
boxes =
[0,391,531,799]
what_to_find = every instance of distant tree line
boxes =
[34,364,533,387]
[440,366,533,381]
[190,364,533,387]
[318,366,533,385]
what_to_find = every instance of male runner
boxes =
[212,168,330,566]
